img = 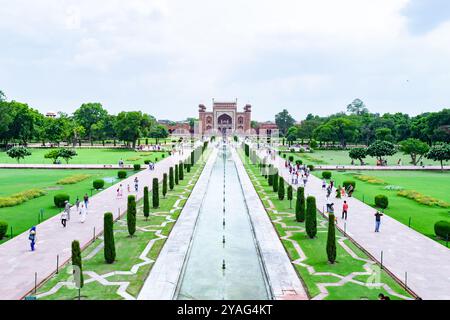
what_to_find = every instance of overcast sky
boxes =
[1,0,450,121]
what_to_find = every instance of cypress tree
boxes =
[305,196,317,238]
[71,240,84,288]
[169,167,174,190]
[278,177,285,200]
[162,173,168,198]
[175,164,179,185]
[295,187,305,222]
[103,212,116,264]
[187,163,191,173]
[143,186,149,219]
[127,195,136,237]
[152,178,159,208]
[326,213,337,264]
[287,185,293,209]
[273,171,279,192]
[191,151,195,166]
[179,162,184,181]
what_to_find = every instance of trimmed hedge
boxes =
[343,180,356,190]
[288,155,294,162]
[278,177,285,200]
[375,194,389,209]
[152,178,159,208]
[305,196,317,238]
[93,179,105,190]
[434,221,450,239]
[162,173,168,198]
[295,160,303,166]
[321,171,332,179]
[54,193,70,208]
[273,171,279,192]
[169,167,174,190]
[0,221,8,240]
[71,240,84,288]
[307,164,314,171]
[103,212,116,264]
[127,195,136,236]
[117,171,127,179]
[133,163,141,171]
[143,186,150,219]
[295,187,305,222]
[175,164,179,185]
[179,162,184,181]
[326,213,337,264]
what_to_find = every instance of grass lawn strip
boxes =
[35,155,208,300]
[240,150,412,300]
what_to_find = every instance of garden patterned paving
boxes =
[256,146,450,299]
[0,149,194,300]
[241,153,412,300]
[35,160,206,300]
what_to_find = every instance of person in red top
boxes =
[342,201,349,220]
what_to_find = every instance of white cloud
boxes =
[0,0,449,120]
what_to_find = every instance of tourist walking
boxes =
[75,197,80,213]
[342,201,348,220]
[61,210,68,228]
[64,200,71,221]
[28,226,36,251]
[83,193,89,209]
[134,177,139,192]
[374,211,384,232]
[79,203,87,223]
[127,184,131,193]
[347,184,354,197]
[322,179,326,189]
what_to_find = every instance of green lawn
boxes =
[0,169,132,243]
[314,170,450,247]
[281,150,449,166]
[240,151,413,300]
[35,155,207,300]
[0,148,168,165]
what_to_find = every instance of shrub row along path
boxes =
[35,162,203,300]
[0,149,193,300]
[245,165,411,300]
[259,148,450,300]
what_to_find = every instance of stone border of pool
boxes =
[231,147,309,300]
[137,148,218,300]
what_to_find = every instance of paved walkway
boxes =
[257,147,450,300]
[0,150,191,300]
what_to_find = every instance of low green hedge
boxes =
[321,171,332,179]
[307,164,314,171]
[133,164,141,171]
[434,221,450,239]
[144,160,151,164]
[343,180,356,190]
[54,193,70,208]
[288,155,294,162]
[374,194,389,209]
[295,160,303,165]
[93,179,105,190]
[0,221,8,240]
[117,171,127,179]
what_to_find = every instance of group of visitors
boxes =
[60,194,89,228]
[148,162,155,170]
[284,160,311,186]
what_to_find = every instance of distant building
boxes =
[257,121,278,136]
[198,99,251,135]
[158,120,191,134]
[45,111,57,118]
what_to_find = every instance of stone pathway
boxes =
[256,147,450,299]
[245,165,411,300]
[0,150,192,300]
[35,163,204,300]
